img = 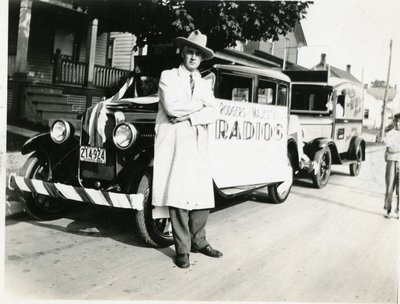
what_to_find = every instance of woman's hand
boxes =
[169,115,190,124]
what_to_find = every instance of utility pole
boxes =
[378,39,393,142]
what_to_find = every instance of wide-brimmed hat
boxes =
[176,30,214,60]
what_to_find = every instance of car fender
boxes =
[303,138,341,164]
[21,132,79,164]
[287,138,300,171]
[116,147,154,190]
[348,136,366,161]
[21,133,51,155]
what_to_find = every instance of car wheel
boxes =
[312,147,332,188]
[349,146,362,176]
[134,170,174,247]
[268,155,293,204]
[20,152,71,220]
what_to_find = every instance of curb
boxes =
[7,125,40,138]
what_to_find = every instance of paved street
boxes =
[4,146,399,303]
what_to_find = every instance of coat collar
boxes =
[178,64,201,80]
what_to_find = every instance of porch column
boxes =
[15,0,33,79]
[84,18,98,87]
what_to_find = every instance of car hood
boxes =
[105,95,159,112]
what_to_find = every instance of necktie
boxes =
[190,74,195,96]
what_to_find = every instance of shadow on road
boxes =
[291,189,384,217]
[9,204,150,248]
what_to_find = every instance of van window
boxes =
[218,73,253,102]
[291,84,331,114]
[258,80,276,105]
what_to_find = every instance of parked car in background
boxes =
[8,64,293,247]
[285,70,365,188]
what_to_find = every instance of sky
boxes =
[297,0,400,88]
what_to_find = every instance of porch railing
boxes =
[8,55,131,89]
[56,60,130,88]
[59,60,86,85]
[94,65,130,88]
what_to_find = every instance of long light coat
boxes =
[152,65,217,210]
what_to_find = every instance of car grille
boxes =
[79,109,116,189]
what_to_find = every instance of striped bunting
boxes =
[88,77,134,146]
[8,174,144,211]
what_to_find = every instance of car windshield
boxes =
[136,75,159,97]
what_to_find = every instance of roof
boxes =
[329,65,361,83]
[313,64,361,83]
[216,49,281,68]
[214,64,291,83]
[312,59,362,84]
[253,50,310,71]
[293,22,307,47]
[367,87,398,101]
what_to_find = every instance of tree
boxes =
[71,0,310,51]
[371,79,394,89]
[371,79,387,88]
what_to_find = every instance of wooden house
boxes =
[8,0,134,126]
[8,0,309,127]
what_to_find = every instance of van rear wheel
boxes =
[349,147,362,176]
[134,171,174,248]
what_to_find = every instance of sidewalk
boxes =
[7,125,41,139]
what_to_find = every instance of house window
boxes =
[53,28,79,61]
[364,109,369,119]
[106,38,114,67]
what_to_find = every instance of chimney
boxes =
[320,53,326,69]
[346,64,351,73]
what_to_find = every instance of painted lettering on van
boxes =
[216,101,283,141]
[215,119,283,141]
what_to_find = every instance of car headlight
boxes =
[50,120,72,144]
[113,123,138,150]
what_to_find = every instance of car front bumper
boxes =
[8,173,144,210]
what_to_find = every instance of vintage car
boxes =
[284,70,366,188]
[8,64,293,247]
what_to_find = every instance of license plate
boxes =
[80,146,106,164]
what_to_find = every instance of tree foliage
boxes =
[72,0,310,51]
[371,79,389,88]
